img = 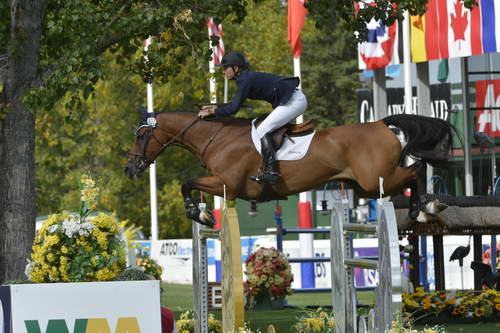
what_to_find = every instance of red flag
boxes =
[288,0,307,57]
[207,17,225,65]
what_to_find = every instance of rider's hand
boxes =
[198,105,216,119]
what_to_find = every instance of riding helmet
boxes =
[218,51,249,68]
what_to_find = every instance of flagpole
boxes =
[403,11,413,115]
[293,55,315,290]
[145,37,159,241]
[207,18,223,229]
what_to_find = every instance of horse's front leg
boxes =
[181,176,225,227]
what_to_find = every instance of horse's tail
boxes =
[382,114,454,167]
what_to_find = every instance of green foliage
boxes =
[306,0,478,42]
[3,0,248,111]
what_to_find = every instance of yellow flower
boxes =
[475,307,485,317]
[496,303,500,311]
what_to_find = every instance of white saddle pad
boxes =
[251,119,316,161]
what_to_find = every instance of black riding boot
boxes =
[250,133,281,185]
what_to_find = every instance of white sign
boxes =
[10,281,161,333]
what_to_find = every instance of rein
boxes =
[130,116,224,168]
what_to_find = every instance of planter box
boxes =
[0,280,161,333]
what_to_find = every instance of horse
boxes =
[125,109,454,226]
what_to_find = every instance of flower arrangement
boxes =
[292,308,335,333]
[25,174,127,282]
[136,252,163,280]
[386,312,445,333]
[243,247,293,305]
[403,287,500,321]
[176,311,222,333]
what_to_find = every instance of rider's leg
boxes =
[251,90,307,184]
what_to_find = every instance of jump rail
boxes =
[192,206,244,333]
[331,199,402,333]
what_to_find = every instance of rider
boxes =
[198,51,307,185]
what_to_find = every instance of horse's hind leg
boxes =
[407,161,427,220]
[181,176,224,226]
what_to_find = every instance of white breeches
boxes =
[255,90,308,139]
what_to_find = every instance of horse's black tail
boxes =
[382,114,454,167]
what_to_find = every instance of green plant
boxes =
[243,247,293,306]
[403,287,500,320]
[25,174,127,282]
[135,252,163,280]
[292,308,335,333]
[175,311,222,333]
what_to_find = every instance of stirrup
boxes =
[249,172,280,185]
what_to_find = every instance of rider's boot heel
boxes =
[249,134,281,185]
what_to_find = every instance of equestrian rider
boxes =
[198,51,308,185]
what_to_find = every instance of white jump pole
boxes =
[294,56,315,289]
[144,37,159,241]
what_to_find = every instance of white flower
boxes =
[24,259,33,278]
[48,225,59,233]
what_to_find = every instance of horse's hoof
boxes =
[199,209,215,227]
[185,205,215,227]
[416,211,430,223]
[408,209,419,220]
[423,199,448,215]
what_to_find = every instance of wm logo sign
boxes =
[25,318,140,333]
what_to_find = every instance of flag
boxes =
[288,0,307,57]
[475,79,500,138]
[410,0,500,62]
[207,17,225,65]
[357,1,401,70]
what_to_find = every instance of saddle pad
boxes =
[251,119,316,161]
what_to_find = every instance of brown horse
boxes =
[125,109,453,226]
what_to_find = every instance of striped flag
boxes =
[207,17,225,65]
[357,1,401,70]
[411,0,500,62]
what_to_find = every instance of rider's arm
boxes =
[215,78,251,117]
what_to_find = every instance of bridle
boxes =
[128,114,224,169]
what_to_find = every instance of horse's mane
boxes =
[154,110,254,127]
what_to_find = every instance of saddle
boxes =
[254,114,314,150]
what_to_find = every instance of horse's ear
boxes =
[137,105,148,117]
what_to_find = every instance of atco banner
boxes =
[475,79,500,137]
[357,84,451,123]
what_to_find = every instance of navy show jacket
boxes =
[215,69,300,117]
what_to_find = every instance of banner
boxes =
[475,79,500,137]
[357,84,451,123]
[8,281,160,333]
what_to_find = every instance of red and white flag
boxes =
[475,79,500,138]
[288,0,308,57]
[207,17,225,65]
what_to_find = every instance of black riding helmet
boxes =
[218,51,249,68]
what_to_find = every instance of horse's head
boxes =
[125,107,165,179]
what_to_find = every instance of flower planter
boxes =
[251,294,285,311]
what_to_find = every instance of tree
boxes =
[0,0,247,283]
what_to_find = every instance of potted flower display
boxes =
[25,174,127,282]
[403,287,500,324]
[243,247,293,310]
